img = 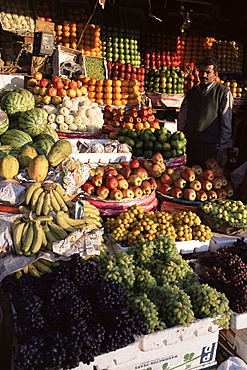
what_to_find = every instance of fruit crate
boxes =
[219,327,247,363]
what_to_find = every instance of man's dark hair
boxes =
[198,56,218,72]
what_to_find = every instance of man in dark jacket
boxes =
[178,56,233,168]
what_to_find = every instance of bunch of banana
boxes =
[80,200,102,228]
[14,259,60,279]
[24,182,74,216]
[56,209,102,233]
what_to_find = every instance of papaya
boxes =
[28,155,49,181]
[0,155,19,179]
[47,139,72,167]
[18,145,38,169]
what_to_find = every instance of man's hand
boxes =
[216,155,223,166]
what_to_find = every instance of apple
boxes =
[33,85,41,94]
[115,174,124,180]
[109,188,123,200]
[140,180,152,195]
[51,96,62,105]
[40,78,49,87]
[212,177,223,190]
[118,178,129,190]
[129,159,140,169]
[158,183,171,195]
[27,78,38,87]
[151,153,164,165]
[181,168,195,182]
[173,177,187,189]
[129,185,143,197]
[212,166,223,177]
[183,188,196,201]
[133,167,148,181]
[216,188,227,199]
[120,166,132,180]
[170,187,183,199]
[205,158,218,170]
[202,169,214,181]
[47,87,57,97]
[42,96,51,105]
[122,188,135,198]
[190,180,202,191]
[148,164,163,178]
[91,175,103,187]
[105,167,118,176]
[39,87,48,96]
[201,180,213,191]
[173,167,185,176]
[219,175,228,187]
[143,159,153,172]
[206,190,218,200]
[164,168,174,175]
[119,161,129,167]
[94,167,105,176]
[191,164,203,176]
[34,71,43,81]
[82,182,95,195]
[105,177,119,190]
[196,190,208,202]
[224,184,234,197]
[148,178,158,190]
[128,175,142,187]
[96,186,110,199]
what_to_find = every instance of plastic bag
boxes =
[217,357,247,370]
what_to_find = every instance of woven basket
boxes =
[0,66,19,74]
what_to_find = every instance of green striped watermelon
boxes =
[33,139,53,156]
[0,88,13,103]
[0,129,33,148]
[18,108,48,137]
[34,132,55,143]
[0,145,19,159]
[14,88,35,110]
[42,123,59,140]
[0,92,27,118]
[0,110,9,135]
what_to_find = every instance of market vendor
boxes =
[177,56,233,168]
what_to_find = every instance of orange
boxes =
[150,121,160,129]
[88,91,96,98]
[113,99,122,107]
[96,79,104,86]
[104,79,113,86]
[104,92,113,99]
[121,92,129,99]
[104,99,112,106]
[96,92,104,99]
[62,25,70,32]
[135,122,144,130]
[82,76,91,84]
[56,30,63,36]
[84,50,91,55]
[124,122,134,130]
[88,85,96,92]
[113,93,122,100]
[143,122,151,129]
[113,79,122,87]
[121,99,128,105]
[70,42,77,49]
[89,77,97,85]
[64,43,70,48]
[103,86,113,93]
[95,98,103,104]
[89,98,96,102]
[96,85,103,93]
[113,86,121,94]
[81,86,88,95]
[63,31,70,38]
[56,25,63,31]
[70,32,77,38]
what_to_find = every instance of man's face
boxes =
[199,64,217,85]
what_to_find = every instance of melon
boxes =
[0,129,33,148]
[18,108,48,137]
[0,110,9,135]
[14,88,35,110]
[0,91,27,119]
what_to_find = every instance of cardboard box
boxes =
[0,74,25,90]
[176,239,210,254]
[220,327,247,363]
[209,232,247,252]
[52,45,82,79]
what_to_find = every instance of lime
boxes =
[133,148,143,157]
[170,149,177,158]
[126,138,135,148]
[118,135,128,143]
[140,133,150,142]
[179,131,185,140]
[143,141,154,150]
[118,127,127,136]
[143,128,153,136]
[157,134,167,144]
[176,148,184,157]
[162,142,171,152]
[135,129,141,137]
[143,149,153,159]
[161,127,168,134]
[149,134,156,142]
[171,132,179,141]
[162,151,171,159]
[170,140,179,149]
[153,142,163,153]
[135,139,143,149]
[128,130,138,139]
[154,128,163,137]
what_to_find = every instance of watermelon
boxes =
[33,139,54,156]
[0,145,19,159]
[42,123,59,140]
[0,92,27,119]
[18,108,48,137]
[0,129,33,148]
[34,132,55,143]
[14,88,35,110]
[0,110,9,135]
[0,88,13,103]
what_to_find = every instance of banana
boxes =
[34,260,52,274]
[48,221,68,239]
[83,209,101,218]
[50,190,61,212]
[21,221,34,255]
[30,187,44,208]
[12,217,22,235]
[82,200,100,216]
[62,211,88,227]
[35,191,46,216]
[13,221,26,255]
[56,211,76,233]
[39,258,53,268]
[42,192,51,216]
[18,205,31,214]
[28,263,41,277]
[41,227,48,247]
[84,217,102,228]
[44,224,59,243]
[29,222,43,254]
[22,265,29,274]
[54,183,74,208]
[15,270,23,279]
[25,182,42,205]
[53,189,68,212]
[35,215,53,223]
[45,241,53,250]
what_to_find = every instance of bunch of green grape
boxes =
[133,266,157,292]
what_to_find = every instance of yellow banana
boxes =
[54,183,74,208]
[61,211,88,227]
[18,205,31,214]
[22,265,29,274]
[25,182,42,205]
[41,228,48,247]
[35,191,46,216]
[29,222,43,254]
[48,221,68,239]
[50,190,61,212]
[42,182,56,191]
[35,215,53,223]
[52,189,68,212]
[12,217,22,235]
[15,270,23,279]
[30,187,44,208]
[84,217,102,228]
[28,263,41,277]
[56,211,76,233]
[42,192,51,216]
[34,260,52,274]
[22,221,34,255]
[13,221,26,255]
[82,201,100,216]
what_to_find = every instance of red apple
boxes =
[181,168,196,182]
[129,185,143,197]
[148,164,163,178]
[219,175,228,187]
[151,153,164,165]
[105,167,118,177]
[216,188,227,199]
[158,183,172,195]
[173,177,187,189]
[224,184,234,198]
[191,164,203,176]
[129,159,140,169]
[82,182,95,195]
[202,169,214,181]
[173,167,184,176]
[143,159,153,172]
[212,177,223,190]
[148,178,158,190]
[183,188,196,201]
[91,175,103,187]
[133,167,148,181]
[118,178,129,190]
[164,168,174,175]
[96,186,110,199]
[128,175,142,187]
[212,166,223,177]
[109,188,123,200]
[47,87,57,97]
[201,180,213,191]
[140,180,152,195]
[205,158,218,170]
[119,161,129,167]
[34,71,43,81]
[115,174,124,180]
[94,167,105,176]
[27,78,38,87]
[40,78,49,87]
[105,177,119,190]
[196,190,208,202]
[190,180,202,191]
[122,188,135,198]
[206,190,218,200]
[120,166,132,180]
[170,187,183,199]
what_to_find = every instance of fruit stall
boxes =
[1,0,247,369]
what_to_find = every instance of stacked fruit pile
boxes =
[199,199,247,225]
[144,65,184,94]
[222,79,246,99]
[107,61,145,93]
[114,127,186,160]
[36,1,60,23]
[82,155,165,200]
[157,158,234,202]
